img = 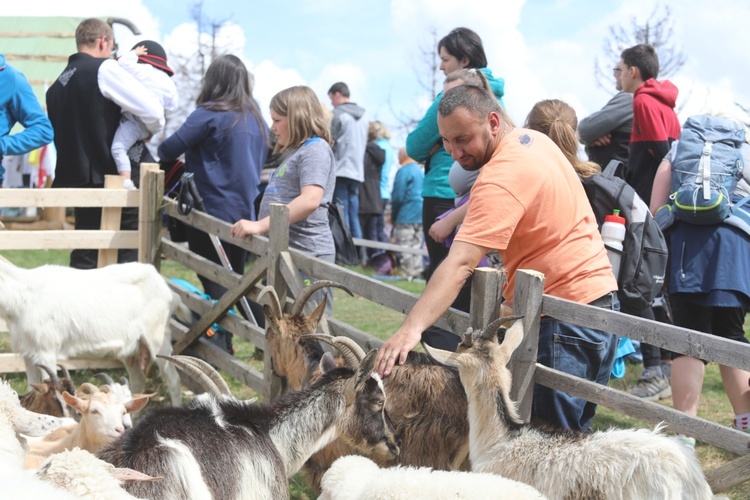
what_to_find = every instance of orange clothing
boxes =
[455,128,616,306]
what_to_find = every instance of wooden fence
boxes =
[2,162,749,492]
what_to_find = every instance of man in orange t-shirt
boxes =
[375,85,619,431]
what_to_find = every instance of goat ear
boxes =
[110,467,163,483]
[62,391,86,412]
[308,297,327,327]
[319,351,337,375]
[498,319,525,358]
[31,383,49,394]
[125,395,151,414]
[354,350,377,388]
[422,343,461,368]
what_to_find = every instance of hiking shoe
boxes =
[676,435,696,450]
[628,373,672,401]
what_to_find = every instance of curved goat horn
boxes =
[36,364,58,383]
[120,376,129,387]
[481,314,526,340]
[257,285,283,319]
[179,356,232,396]
[94,373,116,386]
[290,281,354,316]
[57,364,72,381]
[157,355,230,397]
[77,382,100,396]
[303,334,365,367]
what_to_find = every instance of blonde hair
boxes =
[525,99,600,178]
[270,86,332,152]
[444,69,516,127]
[368,121,390,141]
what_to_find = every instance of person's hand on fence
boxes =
[123,178,136,190]
[231,219,265,238]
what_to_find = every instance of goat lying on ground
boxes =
[319,454,547,500]
[97,352,399,499]
[26,383,150,469]
[37,447,158,500]
[19,365,77,421]
[0,257,190,405]
[423,317,715,500]
[260,282,469,492]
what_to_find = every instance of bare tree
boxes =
[158,0,232,141]
[594,4,687,93]
[388,26,442,137]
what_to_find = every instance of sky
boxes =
[5,0,750,147]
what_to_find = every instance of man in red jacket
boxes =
[617,43,681,400]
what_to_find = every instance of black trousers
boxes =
[70,206,138,269]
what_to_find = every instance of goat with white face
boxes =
[97,351,399,500]
[261,282,469,492]
[25,383,150,469]
[424,318,714,500]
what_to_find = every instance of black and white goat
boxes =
[424,317,715,500]
[97,351,399,499]
[260,282,470,491]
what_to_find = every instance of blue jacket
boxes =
[158,106,268,223]
[375,137,395,200]
[0,55,53,178]
[406,67,505,199]
[391,161,424,224]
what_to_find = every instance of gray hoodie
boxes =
[331,102,368,181]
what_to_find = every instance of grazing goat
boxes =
[98,352,399,500]
[319,455,547,500]
[0,257,190,405]
[260,282,469,491]
[37,447,158,499]
[423,317,715,500]
[19,365,78,420]
[26,383,150,469]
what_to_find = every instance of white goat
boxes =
[424,318,715,500]
[26,383,149,469]
[320,455,547,500]
[0,257,190,405]
[37,447,158,499]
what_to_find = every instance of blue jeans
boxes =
[334,177,362,239]
[532,292,619,431]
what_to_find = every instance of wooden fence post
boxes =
[469,268,503,332]
[138,163,164,269]
[264,204,290,402]
[97,175,124,267]
[509,269,545,422]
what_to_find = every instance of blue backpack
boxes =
[669,115,745,225]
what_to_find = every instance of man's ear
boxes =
[488,111,502,136]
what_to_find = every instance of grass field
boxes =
[1,249,749,498]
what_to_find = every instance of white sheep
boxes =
[0,257,190,405]
[37,447,157,499]
[320,455,547,500]
[424,318,715,500]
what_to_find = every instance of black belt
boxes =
[589,291,618,309]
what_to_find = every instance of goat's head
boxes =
[29,364,78,420]
[94,373,155,429]
[259,281,353,391]
[423,315,524,389]
[308,334,400,463]
[62,383,150,445]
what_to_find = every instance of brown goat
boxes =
[19,365,77,420]
[260,282,470,492]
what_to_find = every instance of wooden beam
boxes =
[171,255,269,354]
[264,204,289,402]
[0,353,122,374]
[138,163,164,268]
[98,175,124,267]
[0,188,139,207]
[705,453,750,494]
[352,237,428,256]
[0,230,138,250]
[469,268,502,331]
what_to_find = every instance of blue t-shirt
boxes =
[158,105,268,223]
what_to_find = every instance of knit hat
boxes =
[132,40,173,77]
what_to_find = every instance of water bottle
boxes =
[601,209,626,280]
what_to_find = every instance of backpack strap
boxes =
[602,160,625,180]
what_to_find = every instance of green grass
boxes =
[2,249,749,498]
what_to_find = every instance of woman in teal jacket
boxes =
[404,27,506,349]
